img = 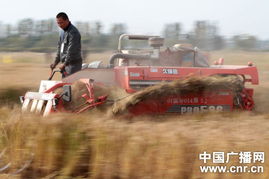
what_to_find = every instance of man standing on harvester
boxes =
[50,12,82,77]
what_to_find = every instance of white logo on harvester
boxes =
[167,105,230,113]
[162,68,178,74]
[180,105,224,114]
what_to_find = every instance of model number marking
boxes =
[180,105,224,114]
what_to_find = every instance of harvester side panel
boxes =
[128,91,234,115]
[114,66,258,93]
[114,67,130,90]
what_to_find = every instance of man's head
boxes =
[56,12,70,29]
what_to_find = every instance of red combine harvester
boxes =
[20,34,259,116]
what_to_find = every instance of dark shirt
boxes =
[54,23,82,66]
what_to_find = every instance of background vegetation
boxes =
[0,19,268,54]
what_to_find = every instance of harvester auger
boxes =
[20,34,259,116]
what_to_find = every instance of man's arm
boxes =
[53,36,61,66]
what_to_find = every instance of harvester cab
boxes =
[110,34,209,68]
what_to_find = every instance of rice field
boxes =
[0,50,269,178]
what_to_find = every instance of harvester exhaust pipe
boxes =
[118,34,160,51]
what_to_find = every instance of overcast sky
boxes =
[1,0,269,39]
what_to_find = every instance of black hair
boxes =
[56,12,69,20]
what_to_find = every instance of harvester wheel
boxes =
[242,95,254,111]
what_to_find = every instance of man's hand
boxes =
[59,64,66,71]
[50,63,56,69]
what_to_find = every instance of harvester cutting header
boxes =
[21,34,259,116]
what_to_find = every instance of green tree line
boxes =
[0,19,268,52]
